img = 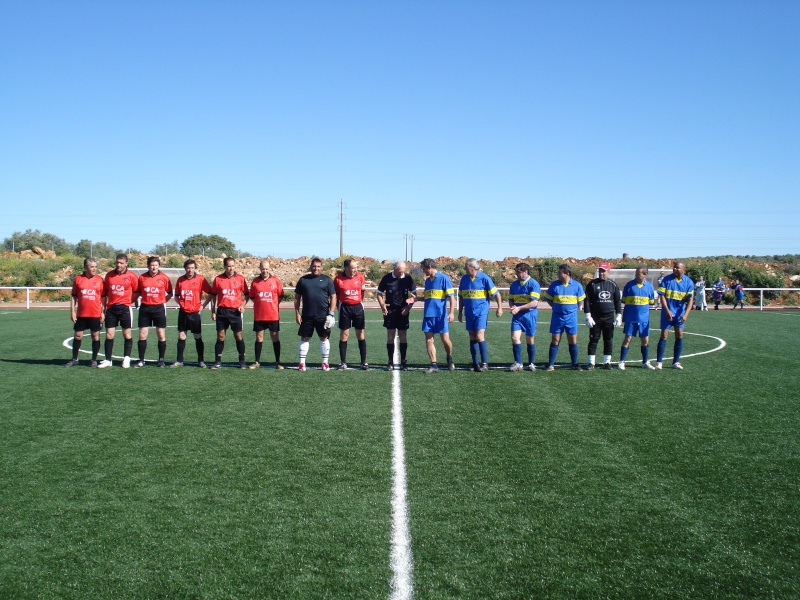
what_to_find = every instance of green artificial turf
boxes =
[1,308,798,597]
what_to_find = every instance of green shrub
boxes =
[534,257,561,286]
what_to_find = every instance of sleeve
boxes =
[277,280,284,297]
[210,277,220,295]
[71,278,80,296]
[165,275,173,294]
[203,278,212,294]
[376,275,387,294]
[613,281,622,313]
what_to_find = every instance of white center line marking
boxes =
[390,340,414,600]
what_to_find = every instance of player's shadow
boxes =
[0,358,69,366]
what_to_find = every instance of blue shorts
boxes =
[660,312,685,330]
[511,311,537,337]
[623,321,650,338]
[464,307,488,331]
[422,315,449,334]
[550,312,578,335]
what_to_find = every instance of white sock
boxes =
[320,339,330,363]
[298,341,309,364]
[588,355,596,365]
[603,354,611,364]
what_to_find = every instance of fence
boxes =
[2,286,799,311]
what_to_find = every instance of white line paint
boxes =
[389,340,414,600]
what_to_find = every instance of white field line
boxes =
[389,340,414,600]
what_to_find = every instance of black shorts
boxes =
[216,307,243,332]
[253,320,280,333]
[138,304,167,328]
[383,308,410,331]
[178,310,203,335]
[338,303,365,330]
[74,317,102,333]
[298,316,329,339]
[105,304,133,329]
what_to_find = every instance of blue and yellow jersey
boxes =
[458,271,499,316]
[423,271,455,318]
[543,279,585,317]
[658,273,694,318]
[509,276,541,316]
[621,279,655,324]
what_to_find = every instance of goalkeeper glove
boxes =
[584,314,596,328]
[324,314,336,329]
[614,314,622,327]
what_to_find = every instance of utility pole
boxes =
[404,234,415,263]
[339,199,345,256]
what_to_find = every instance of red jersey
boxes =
[175,274,212,313]
[104,269,139,306]
[138,271,173,305]
[211,273,248,309]
[72,274,105,318]
[250,275,284,321]
[334,272,366,305]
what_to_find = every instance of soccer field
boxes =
[1,309,798,597]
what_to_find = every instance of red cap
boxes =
[598,262,611,271]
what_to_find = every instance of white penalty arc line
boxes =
[389,341,414,600]
[650,330,726,363]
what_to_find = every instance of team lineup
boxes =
[66,254,697,371]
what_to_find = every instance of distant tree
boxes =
[180,234,236,258]
[74,239,119,259]
[3,229,71,254]
[150,240,181,255]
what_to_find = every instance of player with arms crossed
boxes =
[656,261,694,370]
[249,260,284,370]
[99,253,139,368]
[294,257,337,371]
[65,257,105,367]
[420,258,456,373]
[208,257,249,369]
[618,265,656,370]
[135,256,173,368]
[333,258,368,370]
[376,260,417,371]
[458,258,503,372]
[542,263,586,371]
[508,262,540,372]
[172,258,212,368]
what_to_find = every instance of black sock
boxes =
[400,343,408,361]
[123,338,133,357]
[105,339,114,361]
[358,339,367,364]
[273,341,281,363]
[138,340,147,361]
[196,338,205,362]
[236,339,245,361]
[177,339,186,362]
[157,341,166,360]
[255,341,263,362]
[72,338,81,360]
[215,341,224,362]
[91,339,100,360]
[339,341,347,363]
[387,343,395,362]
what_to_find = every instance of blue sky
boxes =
[2,1,798,262]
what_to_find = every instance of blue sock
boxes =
[657,338,666,362]
[674,338,683,363]
[479,341,487,363]
[513,343,522,364]
[527,343,536,364]
[620,345,630,362]
[548,344,558,366]
[470,341,478,365]
[642,345,649,363]
[568,344,578,365]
